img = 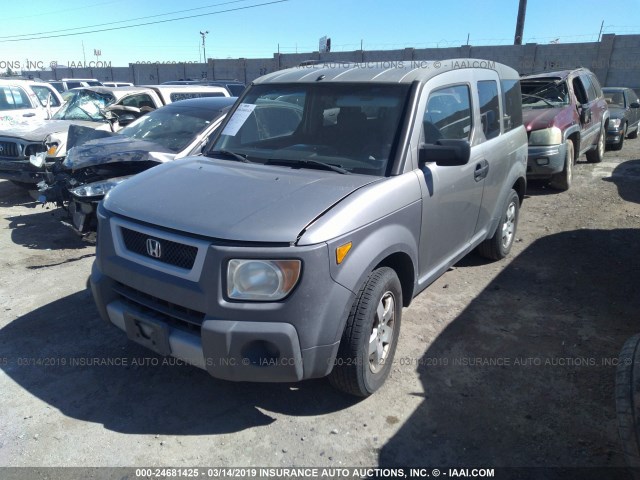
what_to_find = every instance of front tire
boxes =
[550,139,574,191]
[329,267,402,397]
[477,189,520,260]
[586,124,606,163]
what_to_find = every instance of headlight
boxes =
[44,132,65,158]
[69,176,132,198]
[528,127,562,146]
[610,118,621,129]
[227,259,301,301]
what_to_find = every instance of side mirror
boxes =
[117,113,137,126]
[630,102,640,109]
[419,139,471,167]
[580,105,592,124]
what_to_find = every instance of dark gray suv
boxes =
[91,60,528,396]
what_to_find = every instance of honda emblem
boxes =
[146,238,162,258]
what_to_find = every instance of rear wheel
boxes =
[477,189,520,260]
[586,124,605,163]
[329,267,402,397]
[550,140,574,191]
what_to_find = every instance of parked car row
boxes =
[0,60,635,397]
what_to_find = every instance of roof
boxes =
[521,68,590,81]
[254,59,519,85]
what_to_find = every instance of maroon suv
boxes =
[521,68,609,190]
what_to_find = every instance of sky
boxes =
[0,0,638,71]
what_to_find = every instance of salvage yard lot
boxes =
[0,141,639,469]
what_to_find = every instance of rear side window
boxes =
[31,85,61,107]
[0,86,31,110]
[120,93,156,110]
[66,81,83,89]
[423,85,472,143]
[501,79,523,132]
[589,74,603,98]
[477,80,500,140]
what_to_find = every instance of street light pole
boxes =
[200,31,209,63]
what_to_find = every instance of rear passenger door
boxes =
[416,71,484,280]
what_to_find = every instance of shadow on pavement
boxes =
[6,208,88,250]
[0,288,358,435]
[603,159,640,204]
[380,229,640,473]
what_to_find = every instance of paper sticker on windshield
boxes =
[221,103,256,136]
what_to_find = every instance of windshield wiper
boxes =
[208,150,252,163]
[266,158,348,174]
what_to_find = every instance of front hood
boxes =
[0,120,101,141]
[523,107,565,131]
[64,135,175,171]
[607,107,625,120]
[103,157,380,243]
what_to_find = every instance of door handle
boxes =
[22,113,36,117]
[474,160,489,182]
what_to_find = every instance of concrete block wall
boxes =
[20,34,640,89]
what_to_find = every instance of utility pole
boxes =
[514,0,527,45]
[200,30,209,63]
[597,20,604,42]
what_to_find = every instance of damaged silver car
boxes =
[37,96,236,233]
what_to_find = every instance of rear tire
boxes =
[329,267,402,397]
[477,189,520,260]
[586,124,605,163]
[550,140,574,191]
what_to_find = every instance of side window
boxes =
[477,80,500,140]
[629,90,640,105]
[1,87,32,110]
[589,74,603,98]
[66,81,82,89]
[572,77,589,105]
[423,85,472,144]
[31,85,62,107]
[582,75,598,102]
[120,94,156,110]
[501,79,523,133]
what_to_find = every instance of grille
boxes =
[0,141,19,158]
[113,282,205,331]
[24,143,46,156]
[121,227,198,270]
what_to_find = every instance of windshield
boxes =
[210,83,410,176]
[603,90,625,108]
[119,104,218,153]
[52,89,115,121]
[521,79,569,108]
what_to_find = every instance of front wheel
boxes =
[329,267,402,397]
[586,124,606,163]
[550,140,574,191]
[477,189,520,260]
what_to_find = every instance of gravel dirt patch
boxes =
[0,139,639,476]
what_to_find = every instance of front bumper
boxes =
[526,143,566,179]
[0,159,51,184]
[606,128,624,145]
[90,209,355,383]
